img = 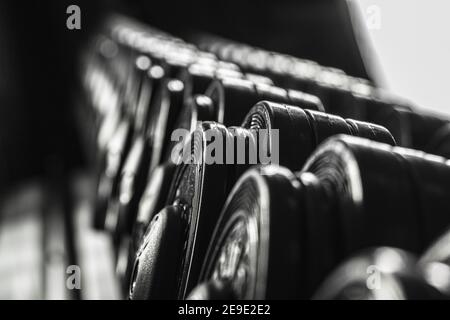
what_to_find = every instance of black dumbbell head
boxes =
[166,122,234,298]
[199,165,305,299]
[128,205,186,300]
[242,102,395,171]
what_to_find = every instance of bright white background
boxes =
[355,0,450,115]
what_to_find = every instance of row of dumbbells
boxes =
[79,15,450,299]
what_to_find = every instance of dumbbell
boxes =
[312,247,445,300]
[127,105,394,299]
[194,134,450,299]
[418,229,450,297]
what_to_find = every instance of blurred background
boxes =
[0,0,448,299]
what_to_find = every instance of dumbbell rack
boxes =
[74,14,450,300]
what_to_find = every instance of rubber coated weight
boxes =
[198,164,353,298]
[128,205,186,300]
[122,162,178,288]
[166,122,234,298]
[303,135,450,254]
[242,101,395,171]
[199,166,305,299]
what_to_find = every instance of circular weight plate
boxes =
[129,205,186,300]
[166,122,234,298]
[124,162,177,291]
[295,171,342,295]
[243,102,395,172]
[200,166,305,299]
[242,101,314,171]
